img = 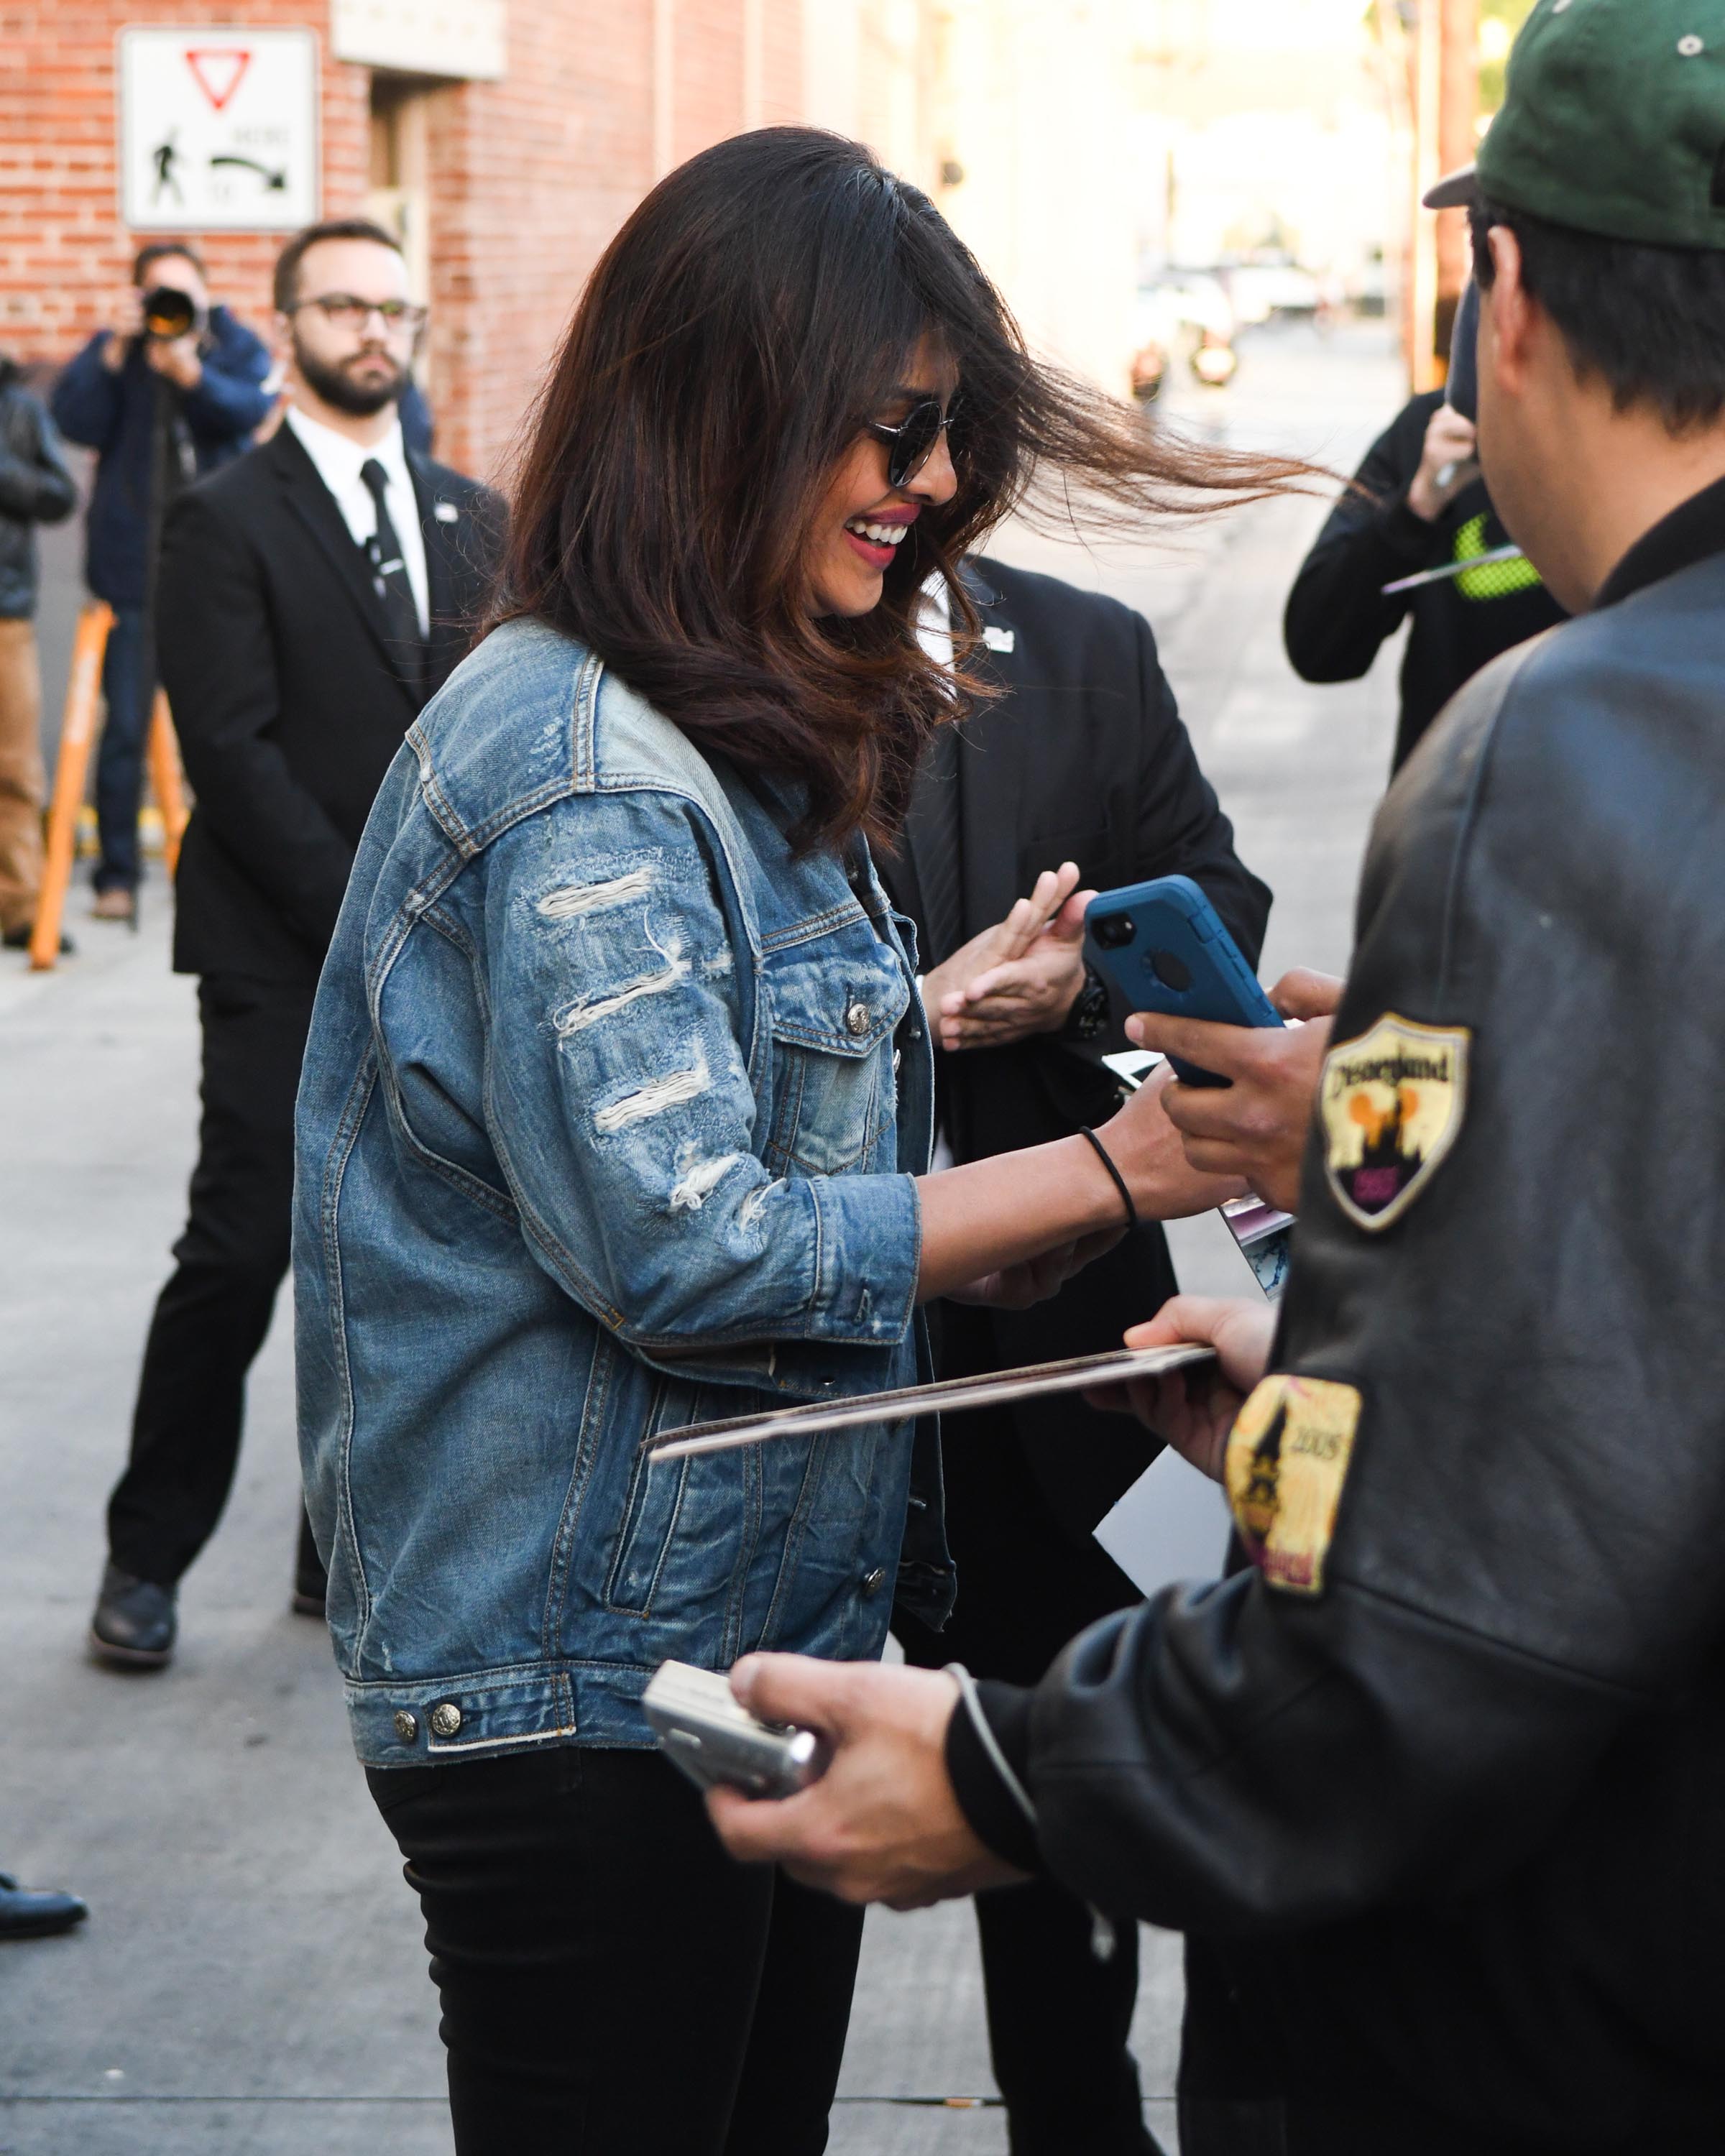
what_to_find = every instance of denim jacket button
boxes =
[844,999,873,1037]
[860,1565,888,1597]
[393,1710,419,1743]
[429,1703,463,1738]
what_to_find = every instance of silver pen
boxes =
[1383,543,1525,596]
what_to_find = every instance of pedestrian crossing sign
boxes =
[118,27,319,233]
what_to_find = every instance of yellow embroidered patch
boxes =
[1319,1013,1469,1232]
[1223,1376,1362,1595]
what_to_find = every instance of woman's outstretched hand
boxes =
[1085,1294,1276,1481]
[1093,1064,1250,1223]
[917,1065,1246,1307]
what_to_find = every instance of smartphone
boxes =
[643,1661,828,1800]
[1084,875,1282,1088]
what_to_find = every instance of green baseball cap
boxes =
[1425,0,1725,249]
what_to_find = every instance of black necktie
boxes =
[359,458,426,688]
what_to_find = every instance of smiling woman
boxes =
[296,124,1306,2156]
[499,127,1305,852]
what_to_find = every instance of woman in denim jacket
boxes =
[295,128,1296,2155]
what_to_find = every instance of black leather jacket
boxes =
[951,480,1725,2151]
[0,360,76,618]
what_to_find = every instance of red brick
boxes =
[4,0,805,478]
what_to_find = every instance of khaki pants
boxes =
[0,617,45,938]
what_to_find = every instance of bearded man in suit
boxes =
[880,558,1270,2156]
[91,219,503,1669]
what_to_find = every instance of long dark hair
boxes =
[502,128,1303,849]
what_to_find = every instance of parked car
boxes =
[1131,272,1238,402]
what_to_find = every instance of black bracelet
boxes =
[1077,1125,1138,1232]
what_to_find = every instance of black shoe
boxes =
[1,923,73,954]
[0,1875,88,1941]
[90,1562,177,1668]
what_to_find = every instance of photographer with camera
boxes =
[52,242,271,921]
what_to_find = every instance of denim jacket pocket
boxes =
[761,934,910,1176]
[604,1375,709,1617]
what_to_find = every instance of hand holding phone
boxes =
[644,1661,829,1800]
[1084,875,1282,1088]
[1129,967,1341,1219]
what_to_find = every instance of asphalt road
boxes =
[0,318,1404,2155]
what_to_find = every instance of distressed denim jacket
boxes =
[295,619,953,1770]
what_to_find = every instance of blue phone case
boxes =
[1083,875,1282,1087]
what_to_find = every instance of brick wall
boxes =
[0,0,369,355]
[426,0,805,482]
[1,0,805,486]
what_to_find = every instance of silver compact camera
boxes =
[643,1661,827,1800]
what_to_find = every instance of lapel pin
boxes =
[983,625,1015,652]
[433,502,460,523]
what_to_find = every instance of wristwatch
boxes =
[1062,964,1110,1043]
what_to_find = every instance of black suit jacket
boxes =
[878,555,1271,1539]
[157,421,504,983]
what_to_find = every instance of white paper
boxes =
[1093,1445,1231,1599]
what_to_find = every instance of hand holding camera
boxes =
[101,281,206,387]
[139,283,205,389]
[101,288,143,371]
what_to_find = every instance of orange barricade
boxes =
[146,687,189,879]
[30,602,113,971]
[26,609,191,970]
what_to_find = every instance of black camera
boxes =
[1091,912,1135,950]
[141,285,199,342]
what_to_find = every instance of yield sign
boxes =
[185,47,251,111]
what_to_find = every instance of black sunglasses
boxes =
[865,396,960,490]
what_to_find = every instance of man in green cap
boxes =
[699,3,1725,2150]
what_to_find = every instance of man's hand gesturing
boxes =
[922,863,1092,1051]
[1127,968,1341,1213]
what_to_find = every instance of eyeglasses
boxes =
[865,396,960,489]
[290,294,428,333]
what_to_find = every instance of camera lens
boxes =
[1149,949,1192,991]
[1092,914,1134,950]
[142,285,197,341]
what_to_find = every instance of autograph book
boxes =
[648,1343,1218,1461]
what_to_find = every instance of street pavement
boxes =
[0,319,1404,2154]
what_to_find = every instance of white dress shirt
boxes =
[914,571,958,1171]
[916,568,954,670]
[284,404,430,637]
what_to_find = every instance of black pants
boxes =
[368,1745,865,2155]
[896,1311,1163,2156]
[107,975,321,1585]
[95,605,148,895]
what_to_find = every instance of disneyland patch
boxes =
[1224,1375,1362,1595]
[1319,1013,1468,1232]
